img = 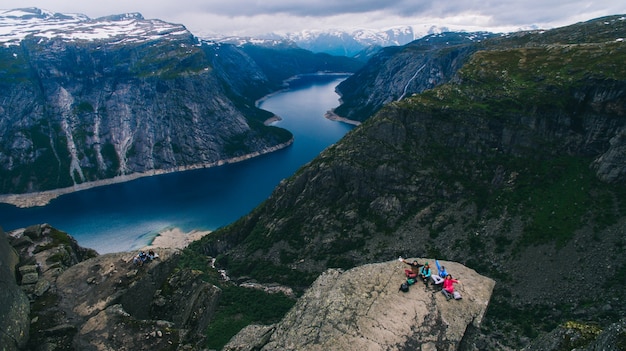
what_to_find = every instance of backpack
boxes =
[399,282,409,292]
[453,291,462,300]
[406,278,416,285]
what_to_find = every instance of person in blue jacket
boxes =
[431,259,448,285]
[436,260,448,278]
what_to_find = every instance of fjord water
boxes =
[0,74,354,253]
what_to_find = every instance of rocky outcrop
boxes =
[1,224,223,350]
[50,250,221,350]
[224,259,495,351]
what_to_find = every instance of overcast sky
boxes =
[2,1,625,37]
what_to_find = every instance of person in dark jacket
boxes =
[400,257,422,279]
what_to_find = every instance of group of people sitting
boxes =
[400,257,461,300]
[133,250,158,266]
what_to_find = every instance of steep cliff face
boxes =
[0,40,290,194]
[0,10,289,195]
[195,15,626,349]
[333,32,493,122]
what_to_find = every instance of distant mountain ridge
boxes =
[206,24,486,57]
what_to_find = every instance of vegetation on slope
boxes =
[176,248,296,350]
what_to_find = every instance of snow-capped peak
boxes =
[0,7,190,47]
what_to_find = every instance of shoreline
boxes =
[324,108,361,126]
[0,138,294,208]
[142,227,212,251]
[264,114,282,125]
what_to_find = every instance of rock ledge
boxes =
[225,259,495,351]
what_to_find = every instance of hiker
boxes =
[148,250,157,260]
[441,274,460,300]
[133,251,149,266]
[419,262,432,287]
[431,259,448,285]
[400,257,422,279]
[133,253,143,266]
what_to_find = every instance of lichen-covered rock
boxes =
[585,319,626,351]
[523,319,626,351]
[225,259,495,351]
[0,229,30,350]
[74,304,182,351]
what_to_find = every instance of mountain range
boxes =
[204,22,537,58]
[211,25,438,57]
[1,7,626,351]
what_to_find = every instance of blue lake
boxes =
[0,74,354,253]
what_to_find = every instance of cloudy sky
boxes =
[2,0,625,37]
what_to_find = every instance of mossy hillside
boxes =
[0,48,32,83]
[129,41,211,79]
[395,42,626,248]
[408,42,626,119]
[488,15,626,48]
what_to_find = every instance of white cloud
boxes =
[2,0,625,37]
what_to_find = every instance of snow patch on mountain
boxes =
[0,7,190,47]
[203,24,497,57]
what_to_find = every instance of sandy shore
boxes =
[143,227,212,250]
[264,115,282,125]
[325,109,361,126]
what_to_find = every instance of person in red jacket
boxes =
[441,274,460,300]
